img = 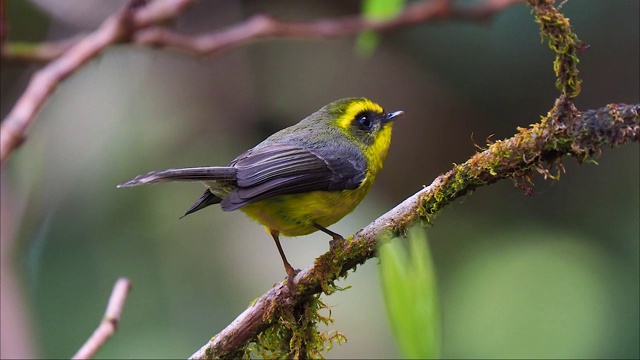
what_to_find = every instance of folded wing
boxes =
[221,143,366,211]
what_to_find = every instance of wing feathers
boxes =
[221,175,330,211]
[219,144,366,211]
[236,155,326,186]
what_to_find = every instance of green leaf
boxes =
[362,0,405,19]
[355,30,380,57]
[356,0,406,56]
[379,227,441,359]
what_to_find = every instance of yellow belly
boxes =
[240,183,372,237]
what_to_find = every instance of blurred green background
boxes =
[1,0,638,358]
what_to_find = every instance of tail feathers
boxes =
[117,167,237,187]
[180,189,223,218]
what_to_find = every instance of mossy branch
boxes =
[528,0,584,97]
[190,101,640,359]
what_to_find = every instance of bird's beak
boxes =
[385,110,404,123]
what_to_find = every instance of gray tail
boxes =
[117,167,237,187]
[180,189,223,218]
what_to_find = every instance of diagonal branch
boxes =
[0,0,522,166]
[190,102,640,359]
[72,278,132,360]
[0,0,196,165]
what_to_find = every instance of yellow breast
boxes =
[240,179,374,237]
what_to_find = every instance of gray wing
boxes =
[221,143,366,211]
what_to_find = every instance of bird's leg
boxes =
[269,229,298,288]
[313,223,344,250]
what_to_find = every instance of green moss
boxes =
[240,244,355,359]
[528,0,583,98]
[250,294,346,359]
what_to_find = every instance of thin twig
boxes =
[72,278,133,360]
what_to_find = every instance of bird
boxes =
[118,97,403,285]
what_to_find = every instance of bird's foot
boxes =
[329,235,345,250]
[284,265,300,294]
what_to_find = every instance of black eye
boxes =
[357,113,373,130]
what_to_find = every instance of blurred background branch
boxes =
[1,0,523,63]
[0,0,521,166]
[0,0,196,165]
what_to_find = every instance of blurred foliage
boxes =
[441,229,634,358]
[379,227,440,359]
[1,0,638,359]
[356,0,406,56]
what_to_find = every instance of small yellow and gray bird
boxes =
[118,97,403,284]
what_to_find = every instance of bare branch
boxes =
[0,0,521,166]
[0,0,196,165]
[134,0,522,56]
[72,278,132,360]
[190,102,640,359]
[2,0,522,61]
